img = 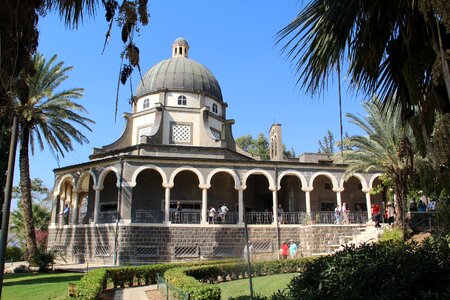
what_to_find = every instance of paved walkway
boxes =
[114,285,157,300]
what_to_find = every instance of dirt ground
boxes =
[409,232,431,244]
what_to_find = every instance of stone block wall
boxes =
[47,224,365,265]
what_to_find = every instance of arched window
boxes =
[143,98,150,109]
[178,95,187,105]
[212,103,218,114]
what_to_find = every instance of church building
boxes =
[48,38,384,264]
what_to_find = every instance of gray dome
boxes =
[136,56,223,101]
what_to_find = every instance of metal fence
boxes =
[157,273,190,300]
[97,211,118,224]
[135,210,164,223]
[170,211,201,224]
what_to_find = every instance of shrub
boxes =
[29,249,56,272]
[6,246,23,262]
[379,227,404,242]
[13,264,29,273]
[77,268,108,300]
[279,237,450,299]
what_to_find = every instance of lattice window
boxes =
[171,124,191,143]
[138,126,152,138]
[212,246,236,257]
[210,128,221,140]
[175,245,199,258]
[94,245,110,257]
[50,245,66,254]
[135,246,159,258]
[251,241,273,253]
[72,244,86,255]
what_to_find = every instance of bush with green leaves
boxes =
[6,246,23,261]
[29,249,56,272]
[275,236,450,299]
[379,227,404,242]
[13,264,29,273]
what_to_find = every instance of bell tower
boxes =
[172,37,189,58]
[269,124,283,161]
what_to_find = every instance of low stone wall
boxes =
[47,224,364,265]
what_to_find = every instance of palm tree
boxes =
[277,1,449,189]
[334,100,415,236]
[15,53,94,258]
[10,204,50,250]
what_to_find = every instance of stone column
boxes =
[163,183,172,223]
[333,188,344,207]
[72,191,80,225]
[50,194,59,226]
[238,187,244,225]
[199,184,209,225]
[363,188,372,220]
[271,188,278,224]
[119,182,134,224]
[302,187,313,213]
[93,185,102,223]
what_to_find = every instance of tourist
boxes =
[428,199,436,211]
[386,203,395,226]
[418,200,427,212]
[356,204,363,223]
[60,204,70,225]
[175,202,182,223]
[281,242,289,259]
[341,203,349,224]
[289,240,297,258]
[277,204,284,224]
[409,199,417,212]
[372,204,381,229]
[219,203,229,223]
[209,205,216,224]
[334,205,341,224]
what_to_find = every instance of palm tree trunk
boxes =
[19,124,38,259]
[394,172,408,241]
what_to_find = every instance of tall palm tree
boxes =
[10,204,50,250]
[334,100,415,235]
[15,53,94,258]
[277,1,449,188]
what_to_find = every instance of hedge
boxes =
[75,259,237,299]
[164,257,315,300]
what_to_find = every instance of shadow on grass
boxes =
[4,273,83,287]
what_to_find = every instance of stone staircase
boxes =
[333,224,384,253]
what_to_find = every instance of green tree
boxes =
[277,0,450,190]
[236,133,270,160]
[318,130,334,154]
[334,100,416,236]
[0,0,149,213]
[14,53,94,259]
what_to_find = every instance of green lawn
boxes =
[3,272,83,300]
[219,273,297,299]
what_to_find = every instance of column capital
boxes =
[362,188,372,193]
[333,187,344,193]
[93,185,104,191]
[235,185,246,191]
[199,184,211,190]
[162,183,174,189]
[301,186,314,192]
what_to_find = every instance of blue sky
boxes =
[19,0,367,193]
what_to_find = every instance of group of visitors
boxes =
[209,204,229,224]
[280,239,299,259]
[334,203,351,225]
[409,198,436,212]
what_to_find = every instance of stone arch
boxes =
[54,174,76,196]
[277,170,307,189]
[130,164,168,187]
[242,169,275,190]
[309,171,339,189]
[97,166,120,189]
[76,170,97,192]
[169,166,205,186]
[369,173,384,189]
[339,173,368,191]
[206,168,240,189]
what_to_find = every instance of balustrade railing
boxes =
[208,212,238,224]
[97,211,118,224]
[77,212,93,224]
[245,212,273,224]
[170,211,201,224]
[135,210,164,223]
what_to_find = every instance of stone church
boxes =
[48,38,384,265]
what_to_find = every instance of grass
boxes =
[219,273,297,299]
[3,272,84,300]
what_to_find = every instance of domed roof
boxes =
[136,39,223,101]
